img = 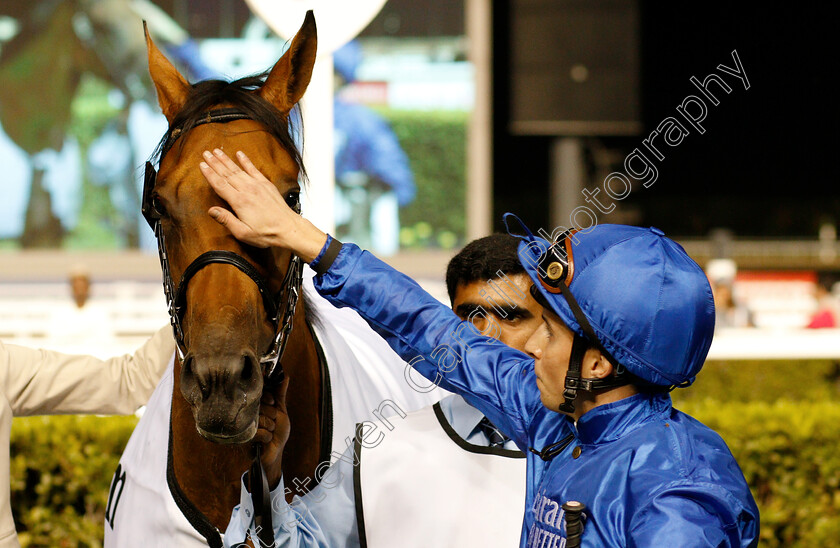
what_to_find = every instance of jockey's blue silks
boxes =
[309,229,758,547]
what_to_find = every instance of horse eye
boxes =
[285,192,301,214]
[152,196,167,217]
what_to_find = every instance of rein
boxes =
[143,108,303,546]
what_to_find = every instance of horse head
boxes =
[144,13,316,444]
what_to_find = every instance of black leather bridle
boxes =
[142,108,305,546]
[141,107,303,386]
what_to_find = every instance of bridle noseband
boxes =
[142,108,302,385]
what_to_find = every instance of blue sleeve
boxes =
[628,486,759,548]
[222,451,360,548]
[312,242,543,450]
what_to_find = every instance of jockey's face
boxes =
[524,310,609,417]
[525,311,574,413]
[452,273,542,353]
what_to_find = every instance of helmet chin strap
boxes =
[528,272,633,414]
[558,334,588,414]
[558,334,632,414]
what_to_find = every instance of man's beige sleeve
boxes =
[1,326,176,417]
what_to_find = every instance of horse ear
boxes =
[144,21,191,124]
[258,11,318,114]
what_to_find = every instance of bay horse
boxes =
[105,12,442,547]
[113,12,324,546]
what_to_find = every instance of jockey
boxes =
[201,149,759,547]
[1,327,174,547]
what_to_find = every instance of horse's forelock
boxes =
[150,74,307,184]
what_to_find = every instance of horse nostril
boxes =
[182,355,211,401]
[182,354,194,378]
[240,354,256,384]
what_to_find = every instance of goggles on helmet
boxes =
[507,219,630,414]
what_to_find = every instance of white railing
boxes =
[0,281,167,358]
[708,328,840,360]
[2,280,838,361]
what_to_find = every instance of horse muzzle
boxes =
[189,393,261,445]
[180,351,264,444]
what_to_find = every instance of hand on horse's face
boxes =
[200,149,328,263]
[255,377,290,489]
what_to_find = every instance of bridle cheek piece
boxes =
[142,108,302,385]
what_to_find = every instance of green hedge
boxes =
[674,359,840,403]
[681,400,840,547]
[10,415,138,547]
[9,361,840,547]
[379,109,468,250]
[672,361,840,547]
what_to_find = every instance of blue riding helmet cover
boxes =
[512,220,715,387]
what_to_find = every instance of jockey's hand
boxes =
[200,149,328,262]
[254,377,290,490]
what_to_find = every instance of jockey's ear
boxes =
[258,10,317,115]
[586,350,615,380]
[145,21,191,124]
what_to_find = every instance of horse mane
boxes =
[151,73,307,183]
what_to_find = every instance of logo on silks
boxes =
[527,492,567,548]
[527,491,587,548]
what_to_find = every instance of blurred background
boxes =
[1,0,838,360]
[1,1,838,546]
